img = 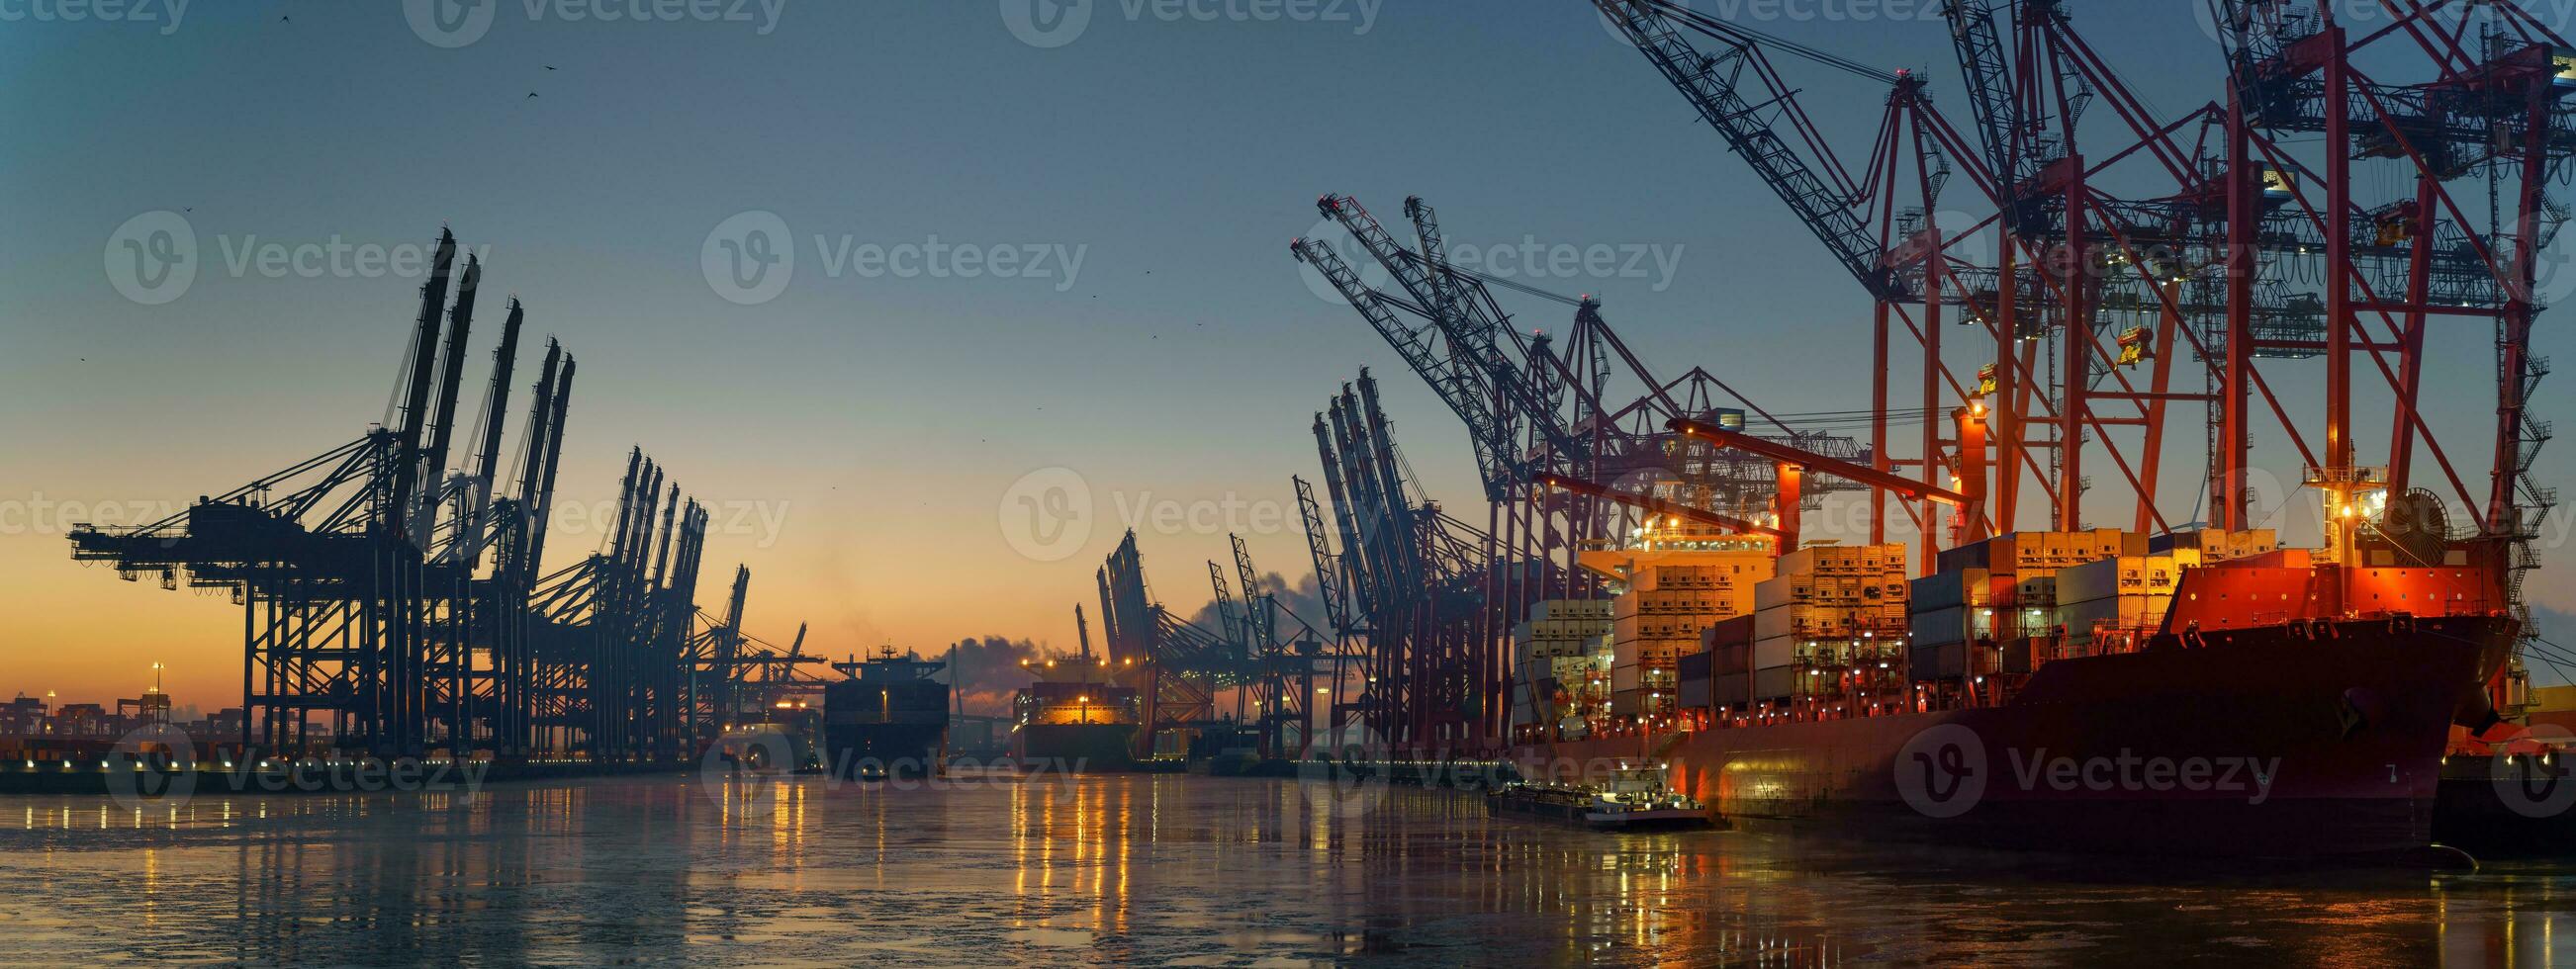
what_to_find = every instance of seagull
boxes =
[544,65,558,70]
[526,92,540,99]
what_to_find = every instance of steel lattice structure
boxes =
[67,229,815,760]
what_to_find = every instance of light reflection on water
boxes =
[0,772,2571,965]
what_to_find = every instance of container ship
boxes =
[822,647,950,777]
[1513,506,2522,858]
[1010,649,1141,771]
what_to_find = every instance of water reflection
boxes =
[2,775,2574,963]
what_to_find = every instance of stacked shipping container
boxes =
[2052,552,2199,652]
[1751,544,1910,702]
[1610,561,1761,718]
[1514,599,1614,732]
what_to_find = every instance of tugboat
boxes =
[713,697,822,773]
[822,647,951,778]
[1490,762,1712,831]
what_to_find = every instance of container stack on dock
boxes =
[1513,599,1615,734]
[1750,545,1909,706]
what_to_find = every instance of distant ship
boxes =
[823,647,950,777]
[1010,651,1141,771]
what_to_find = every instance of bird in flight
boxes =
[526,92,541,99]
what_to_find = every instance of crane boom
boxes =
[1594,0,1896,299]
[1294,236,1519,493]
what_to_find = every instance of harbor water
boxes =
[2,770,2571,965]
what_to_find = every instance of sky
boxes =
[4,0,2572,707]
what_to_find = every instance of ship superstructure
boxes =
[822,647,950,777]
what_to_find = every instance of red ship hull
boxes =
[1520,614,2508,857]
